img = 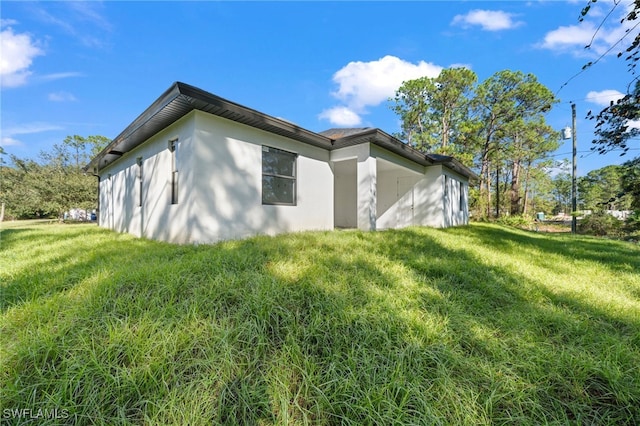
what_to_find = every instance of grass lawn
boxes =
[1,222,639,425]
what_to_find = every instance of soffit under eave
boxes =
[87,83,335,172]
[439,161,478,181]
[86,84,187,173]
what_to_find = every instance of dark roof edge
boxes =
[85,82,183,172]
[85,82,477,181]
[426,154,479,180]
[174,82,333,148]
[331,128,477,179]
[331,128,433,166]
[85,81,333,172]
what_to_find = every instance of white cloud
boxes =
[628,121,640,130]
[332,55,442,110]
[1,122,64,147]
[39,72,84,83]
[539,23,595,50]
[538,2,640,56]
[31,2,111,48]
[586,89,625,107]
[67,1,112,31]
[5,122,63,135]
[586,88,640,131]
[320,55,442,126]
[48,91,78,102]
[0,24,44,88]
[1,137,22,147]
[451,10,523,31]
[318,107,362,127]
[0,19,18,27]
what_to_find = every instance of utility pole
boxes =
[571,103,577,234]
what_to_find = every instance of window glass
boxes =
[262,147,296,205]
[262,176,296,204]
[262,148,295,177]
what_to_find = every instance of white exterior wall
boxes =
[330,144,470,230]
[331,144,377,231]
[188,111,333,243]
[333,159,357,228]
[369,146,450,230]
[376,168,421,229]
[100,111,333,244]
[98,113,469,244]
[416,165,448,227]
[443,170,470,227]
[98,114,195,241]
[376,164,445,229]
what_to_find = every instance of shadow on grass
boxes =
[0,226,150,312]
[1,224,638,424]
[447,223,640,275]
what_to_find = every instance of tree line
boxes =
[0,135,109,220]
[390,68,559,219]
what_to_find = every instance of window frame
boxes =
[169,139,179,205]
[136,157,143,207]
[261,146,297,206]
[444,175,449,198]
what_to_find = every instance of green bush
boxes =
[496,214,533,228]
[624,211,640,231]
[623,211,640,241]
[578,211,623,236]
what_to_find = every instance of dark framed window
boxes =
[262,146,297,205]
[169,139,178,204]
[459,181,464,212]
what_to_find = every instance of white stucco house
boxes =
[85,82,476,244]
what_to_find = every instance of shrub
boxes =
[578,211,623,236]
[623,211,640,241]
[496,214,533,228]
[624,211,640,231]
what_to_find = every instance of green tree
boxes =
[552,171,572,216]
[2,156,49,219]
[524,160,556,216]
[578,164,632,211]
[472,70,558,218]
[551,160,572,214]
[501,117,559,215]
[621,156,640,210]
[1,135,109,220]
[390,67,478,164]
[390,69,560,219]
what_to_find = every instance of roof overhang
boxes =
[85,82,478,181]
[331,128,478,180]
[85,82,333,173]
[426,154,479,181]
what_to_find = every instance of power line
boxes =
[549,147,640,158]
[584,0,622,50]
[556,5,640,94]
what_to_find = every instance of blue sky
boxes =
[1,1,638,175]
